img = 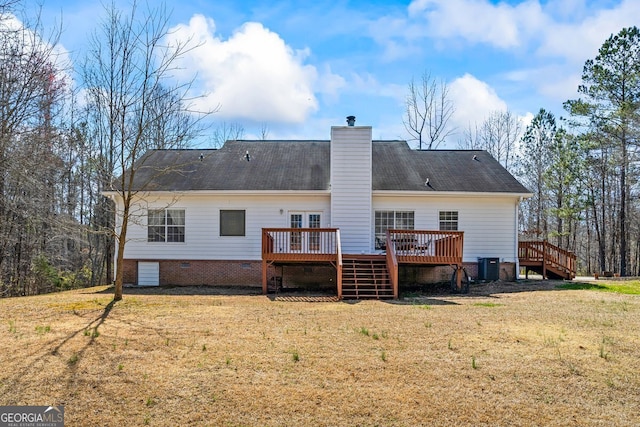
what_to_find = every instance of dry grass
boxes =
[1,281,639,426]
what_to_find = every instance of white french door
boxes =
[290,212,322,252]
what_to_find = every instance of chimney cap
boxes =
[346,115,356,126]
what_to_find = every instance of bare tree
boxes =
[458,122,482,150]
[259,122,269,140]
[458,110,522,171]
[83,1,206,301]
[211,121,245,147]
[0,3,69,295]
[403,71,455,150]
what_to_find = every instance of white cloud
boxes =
[406,0,640,65]
[167,15,320,123]
[403,0,640,123]
[446,74,535,146]
[502,65,581,103]
[542,0,588,20]
[369,16,423,61]
[448,73,508,130]
[519,111,534,130]
[316,64,346,104]
[537,0,640,63]
[407,0,545,49]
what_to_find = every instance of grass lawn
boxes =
[0,281,639,426]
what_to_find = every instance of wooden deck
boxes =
[262,228,464,299]
[261,227,343,295]
[262,230,577,299]
[518,241,576,280]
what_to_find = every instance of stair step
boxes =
[341,256,392,300]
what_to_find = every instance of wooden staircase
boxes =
[519,241,576,280]
[341,255,393,299]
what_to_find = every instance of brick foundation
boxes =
[122,259,516,288]
[400,262,516,284]
[123,259,268,287]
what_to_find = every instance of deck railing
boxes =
[262,228,341,294]
[262,228,464,297]
[387,229,464,265]
[262,228,340,262]
[518,240,576,278]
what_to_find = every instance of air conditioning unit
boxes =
[478,258,500,281]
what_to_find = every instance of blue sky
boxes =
[37,0,640,146]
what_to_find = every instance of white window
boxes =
[375,211,414,249]
[220,210,246,236]
[439,211,458,231]
[148,209,185,242]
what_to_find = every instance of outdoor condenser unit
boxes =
[478,258,500,281]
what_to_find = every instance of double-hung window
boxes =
[148,209,185,242]
[375,211,414,249]
[439,211,458,231]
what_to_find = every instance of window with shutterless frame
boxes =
[439,211,458,231]
[148,209,185,242]
[220,210,246,236]
[374,210,414,249]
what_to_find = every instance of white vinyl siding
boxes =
[330,126,372,253]
[119,194,330,261]
[373,195,519,262]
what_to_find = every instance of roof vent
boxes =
[346,115,356,126]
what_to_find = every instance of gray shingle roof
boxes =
[121,140,530,194]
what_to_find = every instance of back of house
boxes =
[104,117,531,293]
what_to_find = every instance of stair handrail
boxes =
[386,230,399,299]
[518,240,577,279]
[336,229,343,299]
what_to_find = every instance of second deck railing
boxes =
[518,240,576,278]
[387,230,464,265]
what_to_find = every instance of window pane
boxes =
[148,210,165,242]
[167,209,185,226]
[167,226,185,242]
[290,214,302,228]
[148,210,165,226]
[221,210,246,236]
[308,214,321,228]
[148,226,165,242]
[395,211,414,230]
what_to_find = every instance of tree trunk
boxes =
[113,201,129,301]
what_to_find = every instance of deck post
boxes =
[336,229,343,299]
[456,265,463,290]
[542,240,547,279]
[262,259,268,294]
[386,231,399,299]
